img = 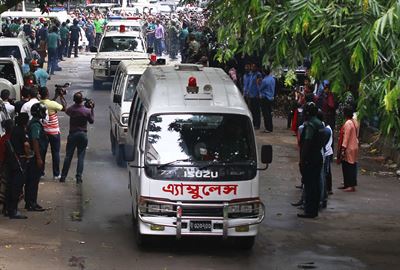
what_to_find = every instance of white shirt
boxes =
[3,101,15,119]
[21,98,39,119]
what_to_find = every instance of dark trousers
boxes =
[260,98,273,132]
[154,38,163,56]
[95,33,102,48]
[47,47,57,74]
[342,161,357,187]
[61,132,88,180]
[325,155,333,192]
[86,35,94,51]
[68,38,79,57]
[249,97,261,128]
[302,164,322,216]
[64,38,69,56]
[59,39,67,59]
[42,133,61,177]
[6,167,25,214]
[25,159,42,207]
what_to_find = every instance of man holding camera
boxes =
[39,87,66,180]
[60,92,94,184]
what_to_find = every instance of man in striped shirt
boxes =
[39,87,66,180]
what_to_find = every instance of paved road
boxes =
[1,54,400,270]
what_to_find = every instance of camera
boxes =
[55,82,71,96]
[84,97,95,109]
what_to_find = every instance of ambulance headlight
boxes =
[160,204,173,212]
[91,59,108,69]
[147,204,161,213]
[240,204,253,214]
[121,115,129,125]
[228,205,240,214]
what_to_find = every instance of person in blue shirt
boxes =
[248,63,262,129]
[242,63,251,104]
[34,60,49,88]
[259,66,276,133]
[22,57,31,75]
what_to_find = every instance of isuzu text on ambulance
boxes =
[124,64,272,249]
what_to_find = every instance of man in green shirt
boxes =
[25,103,48,212]
[93,16,104,47]
[59,22,69,60]
[47,26,59,75]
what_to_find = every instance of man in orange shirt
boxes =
[337,106,359,192]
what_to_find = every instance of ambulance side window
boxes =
[129,96,141,137]
[112,68,121,94]
[133,103,144,147]
[128,91,138,134]
[139,112,147,152]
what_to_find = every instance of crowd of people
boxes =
[0,86,94,219]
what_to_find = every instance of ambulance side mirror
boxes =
[258,145,272,171]
[113,94,122,104]
[261,145,273,164]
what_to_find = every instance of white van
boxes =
[109,59,150,166]
[124,64,272,248]
[0,36,33,65]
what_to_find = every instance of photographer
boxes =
[60,92,94,184]
[39,87,66,180]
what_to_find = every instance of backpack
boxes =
[306,120,330,152]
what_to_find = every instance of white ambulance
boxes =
[109,59,151,166]
[90,27,148,89]
[124,64,273,248]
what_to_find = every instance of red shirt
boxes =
[0,133,11,165]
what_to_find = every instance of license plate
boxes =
[190,221,212,232]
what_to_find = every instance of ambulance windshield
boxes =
[145,114,257,181]
[99,36,144,52]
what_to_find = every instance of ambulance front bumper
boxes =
[137,198,265,238]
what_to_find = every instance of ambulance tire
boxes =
[132,205,149,247]
[236,236,255,250]
[115,143,126,167]
[110,130,116,155]
[93,79,102,90]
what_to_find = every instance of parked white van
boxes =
[124,64,273,248]
[0,36,33,65]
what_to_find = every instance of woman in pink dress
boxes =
[337,106,359,192]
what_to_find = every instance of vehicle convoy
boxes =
[124,64,273,248]
[109,59,150,166]
[0,57,24,101]
[90,23,148,89]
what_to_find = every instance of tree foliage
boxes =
[198,0,400,135]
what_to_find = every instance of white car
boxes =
[90,29,148,89]
[0,57,24,101]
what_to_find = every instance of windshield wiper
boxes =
[199,160,256,170]
[156,158,193,169]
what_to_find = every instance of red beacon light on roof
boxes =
[187,76,199,94]
[119,25,126,33]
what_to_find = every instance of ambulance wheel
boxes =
[110,130,116,155]
[115,144,126,167]
[236,236,255,250]
[93,79,102,89]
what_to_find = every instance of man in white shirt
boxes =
[1,89,15,119]
[20,87,40,119]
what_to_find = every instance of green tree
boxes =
[197,0,400,135]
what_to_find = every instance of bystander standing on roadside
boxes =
[1,90,15,120]
[34,60,50,87]
[25,103,48,212]
[337,106,359,192]
[60,92,94,184]
[248,63,262,129]
[39,87,66,180]
[258,66,275,133]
